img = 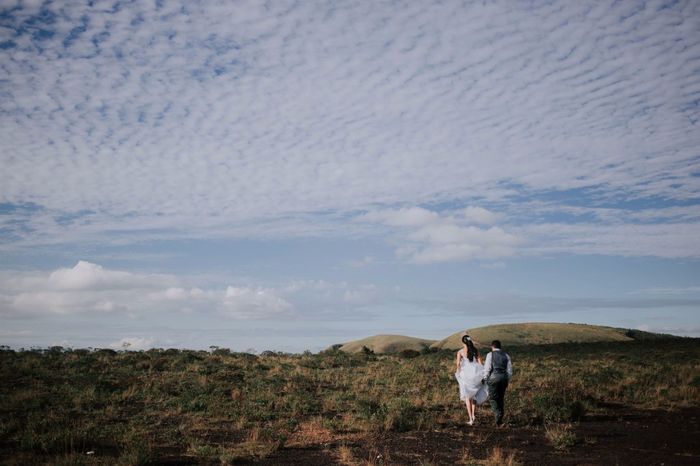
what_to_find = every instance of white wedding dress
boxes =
[455,349,488,405]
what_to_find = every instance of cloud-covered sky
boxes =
[1,0,699,350]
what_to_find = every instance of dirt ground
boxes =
[235,405,700,465]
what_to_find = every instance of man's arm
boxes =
[506,353,513,380]
[481,352,492,381]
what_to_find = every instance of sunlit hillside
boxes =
[431,322,647,350]
[338,334,436,354]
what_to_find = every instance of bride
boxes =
[454,334,488,425]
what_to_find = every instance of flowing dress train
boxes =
[455,350,488,405]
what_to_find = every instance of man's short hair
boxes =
[491,340,502,349]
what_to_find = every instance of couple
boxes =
[454,334,512,426]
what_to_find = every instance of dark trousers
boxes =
[487,373,508,425]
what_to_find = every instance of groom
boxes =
[481,340,513,426]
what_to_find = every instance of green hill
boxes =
[430,322,644,350]
[339,334,436,354]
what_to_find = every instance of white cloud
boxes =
[462,207,499,225]
[222,286,293,319]
[361,206,519,263]
[342,285,377,305]
[0,0,696,259]
[360,207,440,227]
[48,260,153,291]
[0,261,294,319]
[109,337,156,351]
[348,256,376,268]
[148,287,208,301]
[519,222,700,259]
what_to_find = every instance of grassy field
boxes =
[1,338,698,465]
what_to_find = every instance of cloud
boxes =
[342,285,377,305]
[109,337,156,351]
[0,261,385,321]
[402,293,700,317]
[462,207,499,225]
[0,0,697,259]
[47,260,157,291]
[630,286,700,296]
[360,207,440,227]
[361,206,519,263]
[519,221,700,259]
[0,261,293,319]
[348,256,376,268]
[222,286,293,319]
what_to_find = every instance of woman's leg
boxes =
[465,398,473,421]
[471,399,477,421]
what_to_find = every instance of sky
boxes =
[1,0,699,352]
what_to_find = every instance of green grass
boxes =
[0,338,698,464]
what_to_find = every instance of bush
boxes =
[398,349,420,359]
[544,422,577,451]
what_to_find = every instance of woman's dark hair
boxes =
[466,340,479,362]
[461,334,479,362]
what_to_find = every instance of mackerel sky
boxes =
[1,0,699,351]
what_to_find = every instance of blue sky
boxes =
[1,0,699,351]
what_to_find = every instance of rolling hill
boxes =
[338,334,436,354]
[430,322,649,350]
[337,323,669,354]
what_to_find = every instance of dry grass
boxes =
[336,444,359,466]
[544,422,577,451]
[286,417,335,447]
[339,334,436,354]
[482,447,522,466]
[219,441,278,464]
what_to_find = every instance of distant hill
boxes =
[339,335,436,354]
[430,322,656,350]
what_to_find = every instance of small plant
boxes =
[383,397,416,432]
[219,441,278,463]
[336,444,358,465]
[483,447,522,466]
[544,422,577,451]
[189,441,218,457]
[117,442,152,466]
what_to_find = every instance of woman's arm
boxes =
[455,350,462,372]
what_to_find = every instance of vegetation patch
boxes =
[0,338,698,464]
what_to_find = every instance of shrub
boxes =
[544,422,577,451]
[383,398,416,432]
[398,349,421,359]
